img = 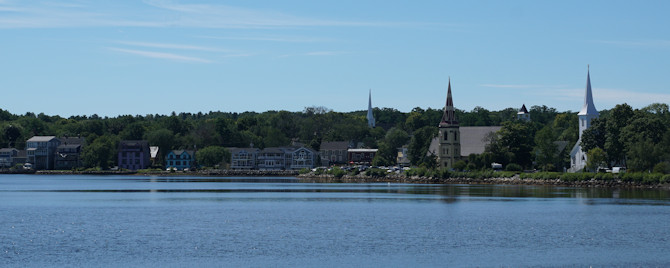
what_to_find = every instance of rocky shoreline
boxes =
[2,169,669,189]
[297,173,670,189]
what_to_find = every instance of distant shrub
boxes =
[505,163,522,172]
[299,168,310,174]
[653,162,670,174]
[453,160,467,171]
[329,167,346,178]
[365,168,386,177]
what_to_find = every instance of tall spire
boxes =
[578,65,599,116]
[367,88,375,128]
[440,78,458,126]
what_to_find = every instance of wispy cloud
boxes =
[593,39,670,48]
[278,51,349,58]
[0,0,401,29]
[108,47,211,63]
[116,41,230,52]
[197,35,333,43]
[480,84,566,89]
[535,87,670,108]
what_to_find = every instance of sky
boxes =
[2,0,670,117]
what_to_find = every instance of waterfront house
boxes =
[428,126,502,161]
[26,136,60,170]
[229,148,260,170]
[118,140,150,170]
[257,147,291,170]
[347,148,378,165]
[55,136,86,170]
[165,150,195,170]
[0,148,19,168]
[319,141,351,166]
[290,147,317,170]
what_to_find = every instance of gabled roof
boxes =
[320,141,351,151]
[518,104,529,114]
[428,126,502,157]
[59,136,85,146]
[27,136,58,142]
[169,150,194,156]
[228,147,260,154]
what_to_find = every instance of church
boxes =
[569,67,599,172]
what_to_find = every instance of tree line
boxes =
[1,103,668,172]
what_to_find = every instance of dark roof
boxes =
[27,136,58,142]
[120,140,149,146]
[228,147,260,154]
[58,144,81,149]
[59,136,86,145]
[518,104,529,114]
[428,126,502,157]
[0,148,18,153]
[169,150,194,156]
[320,141,351,150]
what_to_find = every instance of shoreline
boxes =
[1,169,669,189]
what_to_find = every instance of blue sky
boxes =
[2,0,670,117]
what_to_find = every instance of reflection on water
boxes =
[1,174,670,267]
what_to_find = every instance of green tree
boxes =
[407,126,437,167]
[489,121,534,168]
[196,146,230,167]
[534,125,557,171]
[586,147,607,172]
[82,135,118,169]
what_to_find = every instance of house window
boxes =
[454,132,457,140]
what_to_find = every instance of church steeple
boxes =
[367,89,375,128]
[437,78,461,169]
[440,78,458,126]
[579,65,599,116]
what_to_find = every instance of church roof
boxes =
[517,104,529,114]
[578,67,599,116]
[428,126,502,157]
[439,78,458,126]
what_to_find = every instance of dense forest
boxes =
[1,102,669,173]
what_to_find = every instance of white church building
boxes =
[569,67,599,172]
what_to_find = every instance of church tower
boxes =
[570,66,599,171]
[367,89,375,128]
[438,79,461,169]
[517,104,530,121]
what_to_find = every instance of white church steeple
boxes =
[367,89,375,128]
[570,66,600,172]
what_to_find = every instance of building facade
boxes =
[437,79,461,169]
[347,149,378,165]
[230,148,260,170]
[165,150,195,170]
[0,148,19,168]
[290,147,317,170]
[569,67,599,172]
[118,140,151,170]
[319,141,351,165]
[55,136,85,170]
[26,136,60,170]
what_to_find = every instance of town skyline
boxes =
[3,1,670,117]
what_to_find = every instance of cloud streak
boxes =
[0,0,401,29]
[116,41,230,52]
[109,47,211,63]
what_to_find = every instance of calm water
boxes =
[1,175,670,267]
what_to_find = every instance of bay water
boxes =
[1,175,669,267]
